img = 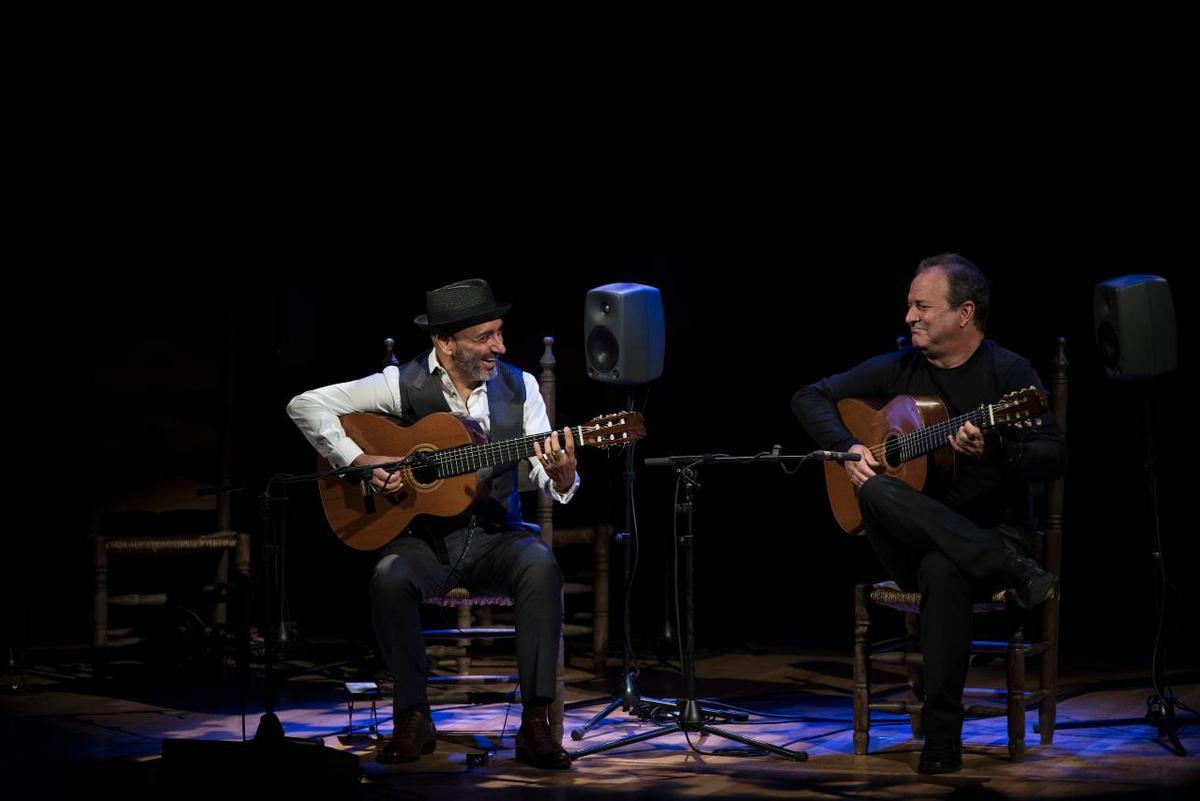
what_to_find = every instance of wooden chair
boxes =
[852,337,1067,761]
[530,336,612,678]
[91,476,250,681]
[374,336,611,743]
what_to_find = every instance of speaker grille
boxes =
[587,325,619,372]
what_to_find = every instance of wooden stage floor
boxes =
[3,648,1197,799]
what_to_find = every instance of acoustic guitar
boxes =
[824,387,1046,534]
[318,411,645,550]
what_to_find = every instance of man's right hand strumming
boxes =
[845,443,881,489]
[353,454,406,496]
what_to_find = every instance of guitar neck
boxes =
[426,425,585,478]
[893,407,990,464]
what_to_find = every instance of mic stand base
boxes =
[571,698,807,762]
[572,459,808,763]
[1043,694,1196,757]
[570,671,745,741]
[255,710,285,741]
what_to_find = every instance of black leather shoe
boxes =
[515,714,571,770]
[918,738,963,774]
[378,705,437,764]
[1005,554,1058,610]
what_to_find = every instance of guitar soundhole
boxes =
[882,435,902,469]
[401,444,445,491]
[409,462,440,486]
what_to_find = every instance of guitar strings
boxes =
[413,423,621,476]
[863,398,1036,461]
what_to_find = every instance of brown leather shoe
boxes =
[378,705,437,764]
[515,712,571,769]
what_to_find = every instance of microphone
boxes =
[808,450,862,462]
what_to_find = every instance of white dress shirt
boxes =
[287,350,579,503]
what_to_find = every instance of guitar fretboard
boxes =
[409,419,638,478]
[426,426,584,478]
[890,397,1028,463]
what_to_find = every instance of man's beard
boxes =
[452,345,495,381]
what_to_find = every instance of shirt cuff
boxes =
[329,439,365,470]
[547,472,580,504]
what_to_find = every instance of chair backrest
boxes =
[510,336,559,549]
[102,477,217,515]
[1035,337,1068,656]
[535,337,557,548]
[1041,337,1068,577]
[95,477,223,542]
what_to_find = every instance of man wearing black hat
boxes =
[288,279,577,769]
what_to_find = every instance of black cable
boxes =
[672,470,685,673]
[265,473,292,639]
[671,456,727,673]
[498,698,514,745]
[780,453,812,476]
[625,441,640,673]
[1143,394,1189,739]
[433,517,478,634]
[672,458,706,759]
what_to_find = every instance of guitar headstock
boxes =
[988,386,1048,428]
[579,411,647,448]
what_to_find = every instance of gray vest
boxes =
[394,352,527,526]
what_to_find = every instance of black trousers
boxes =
[858,475,1029,741]
[369,519,563,711]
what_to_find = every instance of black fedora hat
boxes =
[414,278,511,331]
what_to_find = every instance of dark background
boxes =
[49,226,1195,671]
[11,73,1196,673]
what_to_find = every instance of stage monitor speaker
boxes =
[584,283,664,384]
[1094,275,1177,380]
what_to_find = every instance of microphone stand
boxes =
[570,449,851,762]
[571,390,749,743]
[161,464,377,788]
[251,460,408,741]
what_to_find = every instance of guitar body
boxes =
[318,413,490,551]
[315,409,647,551]
[824,395,953,535]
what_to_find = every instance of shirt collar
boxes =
[426,349,444,375]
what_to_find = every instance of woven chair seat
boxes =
[104,531,240,555]
[869,580,1008,614]
[423,587,514,608]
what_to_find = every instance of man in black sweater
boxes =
[791,254,1066,774]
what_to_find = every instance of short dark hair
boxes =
[916,253,990,332]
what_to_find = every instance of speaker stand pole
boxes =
[572,387,732,740]
[1046,390,1196,753]
[572,459,806,762]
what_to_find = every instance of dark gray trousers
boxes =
[370,520,563,711]
[858,475,1029,742]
